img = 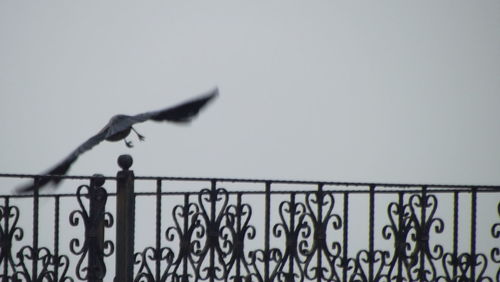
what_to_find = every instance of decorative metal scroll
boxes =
[133,184,500,282]
[492,203,500,281]
[0,190,64,281]
[69,179,114,281]
[0,199,22,280]
[0,176,113,282]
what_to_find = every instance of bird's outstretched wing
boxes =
[16,129,109,193]
[132,87,219,124]
[16,87,218,193]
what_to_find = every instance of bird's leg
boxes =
[124,139,134,148]
[131,127,145,141]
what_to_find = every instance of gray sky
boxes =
[1,1,500,188]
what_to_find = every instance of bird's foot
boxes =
[132,127,145,141]
[125,140,134,148]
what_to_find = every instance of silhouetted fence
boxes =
[0,155,499,281]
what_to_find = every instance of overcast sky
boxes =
[1,1,500,190]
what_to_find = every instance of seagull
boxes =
[17,88,218,193]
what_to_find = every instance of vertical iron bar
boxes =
[54,196,60,282]
[88,179,97,282]
[419,186,427,280]
[182,193,189,280]
[288,192,296,277]
[316,184,323,282]
[368,185,375,282]
[3,197,9,279]
[32,177,40,280]
[88,175,106,282]
[115,155,135,282]
[453,192,459,279]
[397,192,403,281]
[470,187,477,281]
[210,180,216,282]
[342,192,348,282]
[236,193,242,280]
[264,182,271,282]
[155,179,162,281]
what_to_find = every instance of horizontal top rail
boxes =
[1,172,500,190]
[2,188,500,200]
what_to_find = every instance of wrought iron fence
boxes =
[0,154,499,281]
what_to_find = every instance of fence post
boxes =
[115,154,135,282]
[87,174,107,282]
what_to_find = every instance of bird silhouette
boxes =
[17,88,218,193]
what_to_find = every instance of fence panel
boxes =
[0,154,499,281]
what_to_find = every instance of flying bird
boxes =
[17,88,218,193]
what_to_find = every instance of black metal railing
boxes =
[0,154,499,281]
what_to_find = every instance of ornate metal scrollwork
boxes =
[134,190,210,281]
[406,193,445,281]
[350,249,390,282]
[134,247,162,282]
[163,198,202,281]
[222,194,257,281]
[0,201,23,280]
[47,254,73,282]
[358,192,447,282]
[69,179,112,281]
[491,202,500,282]
[13,246,53,281]
[14,247,74,282]
[133,220,177,281]
[193,187,231,280]
[135,187,271,282]
[438,252,492,282]
[381,196,417,280]
[1,198,76,282]
[300,190,343,281]
[269,193,309,281]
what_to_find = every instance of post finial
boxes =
[91,173,106,187]
[118,154,133,171]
